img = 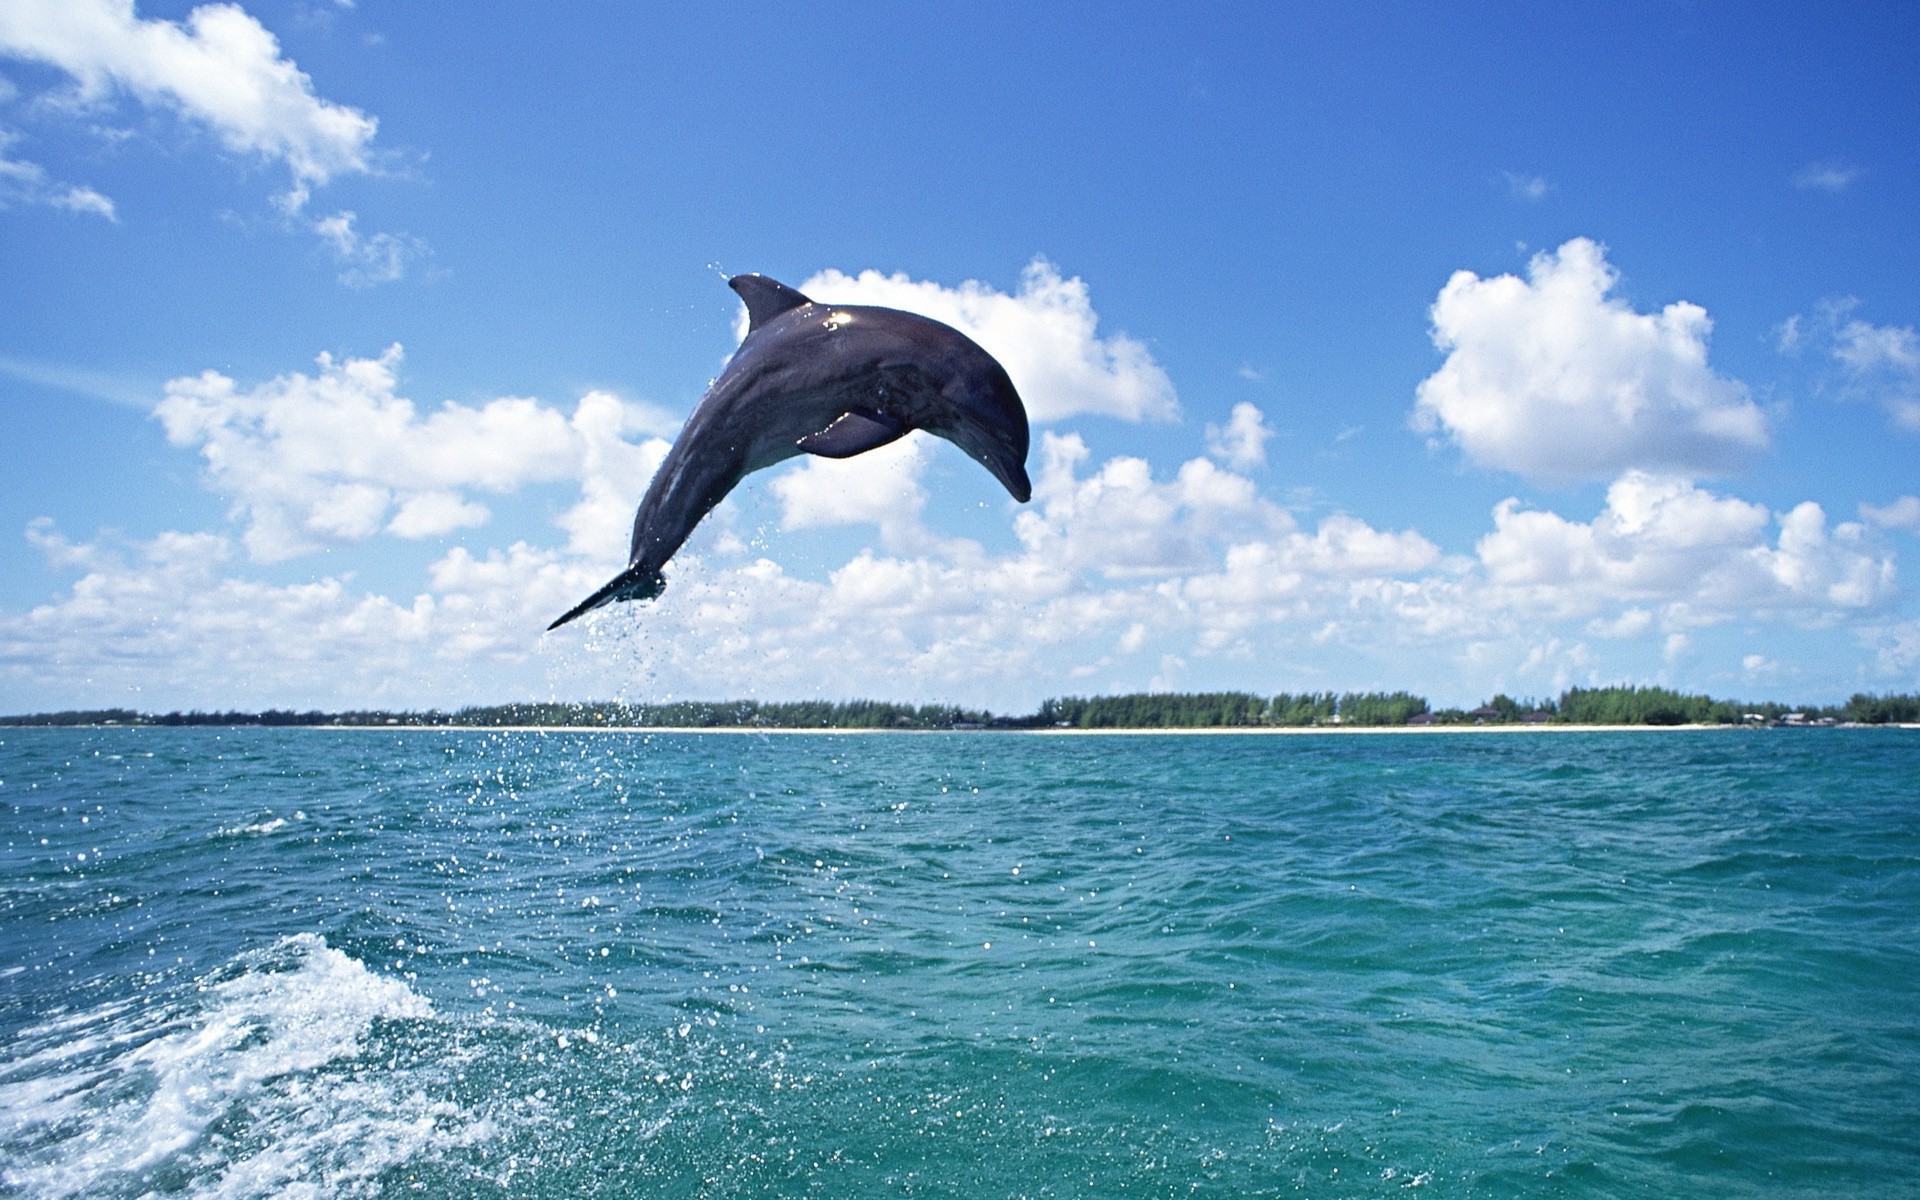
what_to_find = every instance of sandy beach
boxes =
[306,722,1914,735]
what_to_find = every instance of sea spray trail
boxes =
[2,727,1917,1196]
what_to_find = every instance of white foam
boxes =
[0,934,500,1198]
[211,815,292,838]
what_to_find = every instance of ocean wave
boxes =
[0,934,501,1198]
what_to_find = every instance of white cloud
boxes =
[1503,171,1549,201]
[550,391,675,566]
[0,132,116,217]
[385,491,488,538]
[4,328,1913,713]
[1794,161,1861,192]
[1833,318,1920,431]
[6,457,1906,712]
[1413,238,1768,483]
[152,346,670,562]
[1588,608,1653,638]
[0,0,377,205]
[312,210,423,287]
[1865,620,1920,678]
[1475,471,1895,621]
[1013,433,1284,577]
[796,259,1179,423]
[764,432,976,557]
[1836,321,1920,374]
[5,415,1451,709]
[771,434,927,531]
[1,523,622,708]
[1205,401,1272,469]
[1862,496,1920,532]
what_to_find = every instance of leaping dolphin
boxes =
[548,274,1032,630]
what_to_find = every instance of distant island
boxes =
[4,686,1917,730]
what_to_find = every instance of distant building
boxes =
[1522,711,1551,724]
[1469,706,1500,723]
[1406,712,1436,726]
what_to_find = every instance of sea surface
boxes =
[1,727,1916,1198]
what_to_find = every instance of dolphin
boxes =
[548,273,1031,630]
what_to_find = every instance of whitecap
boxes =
[211,816,289,838]
[0,934,504,1198]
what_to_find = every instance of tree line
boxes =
[6,688,1917,729]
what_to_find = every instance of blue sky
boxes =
[2,0,1916,712]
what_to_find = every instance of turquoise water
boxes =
[2,727,1916,1197]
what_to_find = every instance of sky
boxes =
[1,0,1916,714]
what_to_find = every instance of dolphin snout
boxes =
[995,457,1032,504]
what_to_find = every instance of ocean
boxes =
[1,726,1915,1198]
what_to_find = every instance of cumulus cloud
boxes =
[2,521,621,708]
[6,408,1454,709]
[0,0,377,205]
[763,432,976,558]
[1476,471,1895,621]
[1205,402,1272,470]
[796,259,1179,423]
[5,329,1913,712]
[550,391,676,566]
[1414,238,1768,483]
[1014,433,1283,577]
[153,346,671,562]
[7,459,1906,711]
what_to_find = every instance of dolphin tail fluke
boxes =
[546,564,667,631]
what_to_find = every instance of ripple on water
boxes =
[0,726,1915,1197]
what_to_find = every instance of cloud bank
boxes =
[3,255,1911,712]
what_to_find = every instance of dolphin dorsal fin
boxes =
[729,274,812,331]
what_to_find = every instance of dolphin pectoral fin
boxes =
[546,564,668,631]
[730,275,812,331]
[796,408,908,458]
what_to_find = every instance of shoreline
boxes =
[276,722,1918,735]
[13,722,1914,735]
